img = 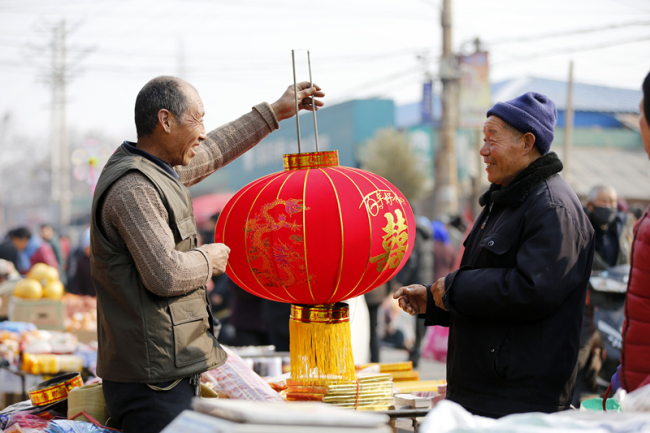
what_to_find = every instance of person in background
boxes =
[431,220,457,281]
[0,259,19,317]
[0,259,16,284]
[585,185,632,271]
[365,283,389,363]
[394,216,433,367]
[260,299,292,352]
[202,212,232,316]
[1,228,33,274]
[40,224,67,285]
[394,92,595,417]
[228,283,269,346]
[444,215,466,254]
[626,204,644,227]
[68,228,95,296]
[25,231,58,270]
[572,184,633,405]
[0,229,24,272]
[606,70,650,399]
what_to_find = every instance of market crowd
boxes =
[0,70,649,433]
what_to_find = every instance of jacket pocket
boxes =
[480,233,513,256]
[169,297,212,368]
[175,216,196,240]
[492,335,512,380]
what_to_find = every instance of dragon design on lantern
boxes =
[245,198,311,288]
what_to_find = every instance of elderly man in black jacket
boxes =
[395,92,595,418]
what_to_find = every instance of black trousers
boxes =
[103,377,194,433]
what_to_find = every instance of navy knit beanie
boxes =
[487,92,557,155]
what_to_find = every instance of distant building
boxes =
[191,76,647,210]
[396,76,647,206]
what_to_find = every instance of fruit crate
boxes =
[8,297,65,330]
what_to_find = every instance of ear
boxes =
[158,109,174,133]
[521,132,536,155]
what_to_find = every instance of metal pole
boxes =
[291,50,301,153]
[564,60,574,184]
[60,18,71,227]
[50,23,61,204]
[307,51,319,152]
[434,0,460,218]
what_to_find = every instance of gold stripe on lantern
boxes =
[284,151,339,171]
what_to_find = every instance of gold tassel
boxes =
[289,303,356,386]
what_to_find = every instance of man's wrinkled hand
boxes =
[270,81,325,122]
[393,284,428,316]
[203,243,231,276]
[432,277,448,311]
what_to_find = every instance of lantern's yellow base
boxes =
[289,303,356,386]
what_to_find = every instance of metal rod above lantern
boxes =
[215,51,416,388]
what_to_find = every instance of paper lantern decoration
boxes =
[215,150,415,385]
[215,150,415,304]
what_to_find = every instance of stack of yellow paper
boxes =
[286,374,394,411]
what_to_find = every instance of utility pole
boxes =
[39,19,91,227]
[177,39,187,80]
[434,0,460,218]
[563,60,575,184]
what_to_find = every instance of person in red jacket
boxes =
[608,70,650,398]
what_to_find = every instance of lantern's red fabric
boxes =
[215,166,415,304]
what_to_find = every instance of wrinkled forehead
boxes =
[483,115,508,134]
[180,82,205,115]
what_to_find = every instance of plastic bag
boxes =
[202,346,284,402]
[622,383,650,412]
[4,413,49,433]
[46,419,115,433]
[420,399,650,433]
[421,326,448,362]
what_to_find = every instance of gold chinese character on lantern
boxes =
[369,209,409,272]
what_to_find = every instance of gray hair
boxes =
[587,185,617,204]
[500,120,525,140]
[134,76,190,138]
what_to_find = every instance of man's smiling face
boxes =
[480,116,529,186]
[168,83,207,167]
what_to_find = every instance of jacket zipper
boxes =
[481,203,494,229]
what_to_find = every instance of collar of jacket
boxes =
[479,152,563,208]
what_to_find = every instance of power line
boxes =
[486,20,650,45]
[607,0,650,14]
[330,67,424,103]
[494,34,650,65]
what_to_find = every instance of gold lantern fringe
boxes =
[289,303,356,386]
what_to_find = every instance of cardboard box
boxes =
[0,280,17,319]
[0,292,10,319]
[1,392,25,410]
[70,329,98,343]
[9,297,65,330]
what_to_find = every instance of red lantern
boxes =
[215,150,415,305]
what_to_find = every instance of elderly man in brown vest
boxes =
[90,76,324,433]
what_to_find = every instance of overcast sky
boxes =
[0,0,649,146]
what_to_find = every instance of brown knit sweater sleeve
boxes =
[175,102,279,187]
[101,171,214,297]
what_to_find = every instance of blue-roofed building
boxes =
[492,76,642,130]
[191,76,649,208]
[395,76,648,204]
